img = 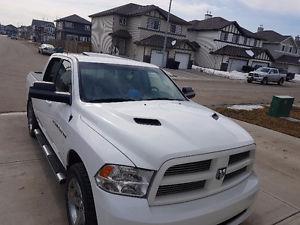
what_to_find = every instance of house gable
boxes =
[222,24,241,35]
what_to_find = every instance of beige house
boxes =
[89,3,198,69]
[187,15,273,72]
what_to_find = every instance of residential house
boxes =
[55,14,91,42]
[18,26,31,39]
[187,15,273,71]
[0,24,5,34]
[31,19,55,43]
[89,3,198,69]
[4,24,18,36]
[255,29,300,74]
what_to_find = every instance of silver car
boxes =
[38,44,55,55]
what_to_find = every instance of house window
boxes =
[281,45,286,52]
[232,34,239,44]
[147,18,160,31]
[66,34,78,41]
[57,22,63,30]
[253,39,258,47]
[79,36,88,42]
[84,25,90,31]
[170,24,182,34]
[243,37,248,45]
[289,46,293,53]
[65,22,74,28]
[119,17,127,26]
[220,32,229,41]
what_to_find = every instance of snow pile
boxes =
[228,105,264,111]
[192,65,248,80]
[294,74,300,82]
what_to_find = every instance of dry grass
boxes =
[216,107,300,138]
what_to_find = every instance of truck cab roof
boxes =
[51,52,159,68]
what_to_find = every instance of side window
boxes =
[43,58,61,82]
[55,60,72,93]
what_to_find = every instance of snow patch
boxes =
[228,105,264,111]
[192,65,248,80]
[294,74,300,82]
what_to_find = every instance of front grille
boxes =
[157,180,206,197]
[229,151,250,165]
[164,160,211,176]
[149,147,254,206]
[224,167,248,182]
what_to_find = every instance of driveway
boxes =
[0,36,299,225]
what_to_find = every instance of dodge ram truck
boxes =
[26,53,259,225]
[247,67,286,85]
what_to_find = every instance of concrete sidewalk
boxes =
[0,113,299,225]
[236,120,300,225]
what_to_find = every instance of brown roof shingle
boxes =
[89,3,189,25]
[255,30,290,43]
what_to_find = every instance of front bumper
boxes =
[92,173,259,225]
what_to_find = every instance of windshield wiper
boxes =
[87,98,136,103]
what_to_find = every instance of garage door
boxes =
[288,65,300,74]
[175,53,190,69]
[251,61,269,68]
[150,50,164,67]
[228,59,248,72]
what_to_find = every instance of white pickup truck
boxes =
[247,67,286,85]
[26,53,259,225]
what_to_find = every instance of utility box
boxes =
[269,96,294,117]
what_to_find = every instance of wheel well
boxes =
[67,150,83,168]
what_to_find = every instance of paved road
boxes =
[0,35,48,113]
[170,70,300,107]
[0,36,299,225]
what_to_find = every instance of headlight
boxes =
[95,164,154,198]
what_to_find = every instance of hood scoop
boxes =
[134,118,161,126]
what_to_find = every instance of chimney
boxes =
[257,25,264,32]
[205,11,213,20]
[295,35,300,41]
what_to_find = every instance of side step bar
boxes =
[34,129,66,184]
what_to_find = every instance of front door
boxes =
[49,59,73,162]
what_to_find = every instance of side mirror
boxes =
[182,87,195,99]
[29,81,71,105]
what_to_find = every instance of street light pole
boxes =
[162,0,173,68]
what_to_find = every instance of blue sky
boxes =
[0,0,299,36]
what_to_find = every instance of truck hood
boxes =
[250,71,267,75]
[80,101,254,170]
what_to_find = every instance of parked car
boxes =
[10,35,18,40]
[38,44,55,55]
[247,67,286,85]
[26,53,259,225]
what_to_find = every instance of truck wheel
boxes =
[66,163,97,225]
[27,100,38,137]
[278,78,284,86]
[261,78,268,85]
[247,78,252,83]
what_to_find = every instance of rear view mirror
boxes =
[182,87,195,99]
[29,81,71,105]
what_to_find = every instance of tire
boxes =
[66,163,97,225]
[278,78,284,86]
[261,77,268,85]
[247,78,252,83]
[27,100,39,137]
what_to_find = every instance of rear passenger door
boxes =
[32,58,61,143]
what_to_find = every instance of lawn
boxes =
[216,107,300,138]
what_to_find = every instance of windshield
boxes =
[256,67,270,73]
[79,62,186,103]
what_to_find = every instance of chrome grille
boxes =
[224,167,248,182]
[164,160,211,176]
[148,145,255,206]
[229,151,250,165]
[157,180,206,197]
